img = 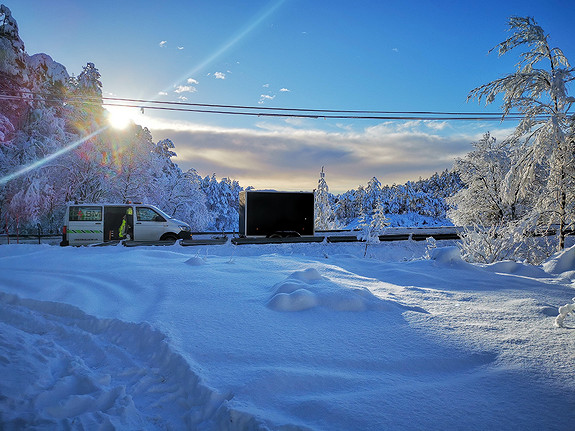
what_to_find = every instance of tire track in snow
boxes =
[0,291,269,430]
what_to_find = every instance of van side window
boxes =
[69,206,102,221]
[136,207,166,222]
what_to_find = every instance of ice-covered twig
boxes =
[554,297,575,328]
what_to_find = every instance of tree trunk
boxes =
[558,188,566,251]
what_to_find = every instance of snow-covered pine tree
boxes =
[363,176,382,215]
[357,199,389,257]
[314,167,337,230]
[468,16,575,251]
[200,173,243,231]
[333,189,357,226]
[357,176,388,241]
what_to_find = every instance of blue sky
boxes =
[5,0,574,192]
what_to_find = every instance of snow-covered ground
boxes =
[1,239,575,430]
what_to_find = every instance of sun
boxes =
[106,106,141,130]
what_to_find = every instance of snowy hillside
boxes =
[1,240,575,430]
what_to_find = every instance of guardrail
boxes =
[5,225,572,247]
[0,234,62,245]
[1,227,464,246]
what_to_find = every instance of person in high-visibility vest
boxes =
[119,207,133,239]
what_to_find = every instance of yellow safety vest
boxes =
[119,218,127,238]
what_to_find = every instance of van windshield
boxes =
[136,206,173,222]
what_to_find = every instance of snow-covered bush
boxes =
[458,222,521,264]
[458,219,555,265]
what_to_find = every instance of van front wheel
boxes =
[160,233,179,243]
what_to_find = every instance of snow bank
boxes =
[543,244,575,276]
[484,260,549,278]
[0,292,262,430]
[267,267,412,312]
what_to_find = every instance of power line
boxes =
[101,95,509,116]
[0,90,559,122]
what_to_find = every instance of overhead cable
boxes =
[0,90,562,122]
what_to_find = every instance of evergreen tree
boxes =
[333,189,357,225]
[200,173,243,231]
[363,176,382,214]
[314,167,336,230]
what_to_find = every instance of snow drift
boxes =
[1,241,575,430]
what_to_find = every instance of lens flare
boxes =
[163,0,286,94]
[0,126,108,185]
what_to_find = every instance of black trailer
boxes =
[239,191,314,237]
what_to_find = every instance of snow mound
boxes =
[543,245,575,276]
[430,246,472,269]
[0,292,262,430]
[485,260,548,278]
[288,267,323,282]
[267,288,319,311]
[185,256,206,266]
[268,268,411,312]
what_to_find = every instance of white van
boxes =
[60,203,192,246]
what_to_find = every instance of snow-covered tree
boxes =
[468,16,575,251]
[314,167,337,230]
[200,173,243,231]
[363,176,382,214]
[147,151,211,231]
[104,126,157,202]
[448,132,528,226]
[357,200,389,257]
[333,189,357,224]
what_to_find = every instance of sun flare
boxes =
[106,106,141,130]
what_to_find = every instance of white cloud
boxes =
[146,117,496,193]
[178,46,184,50]
[423,120,449,131]
[174,85,197,94]
[214,72,226,80]
[158,91,168,96]
[187,78,199,85]
[280,88,290,92]
[259,94,276,104]
[263,83,270,88]
[159,41,167,48]
[392,47,399,52]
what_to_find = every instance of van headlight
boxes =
[178,225,191,232]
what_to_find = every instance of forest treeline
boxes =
[0,5,460,235]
